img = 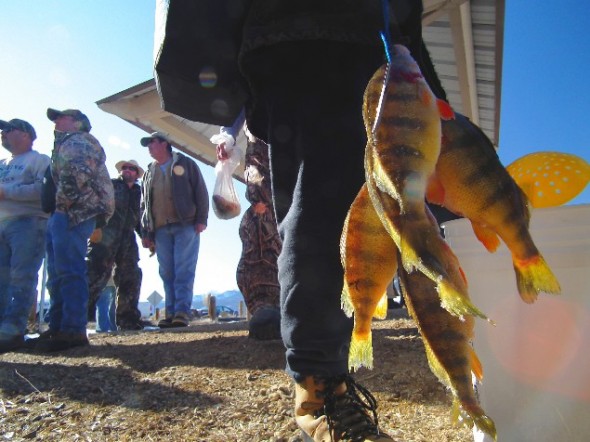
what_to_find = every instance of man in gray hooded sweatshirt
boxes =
[0,118,49,353]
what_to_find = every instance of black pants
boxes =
[86,230,142,325]
[241,41,384,381]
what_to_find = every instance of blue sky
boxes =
[500,0,590,194]
[1,1,588,301]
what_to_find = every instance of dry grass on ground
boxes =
[0,310,473,442]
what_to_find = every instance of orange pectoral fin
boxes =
[437,99,455,120]
[471,222,501,252]
[426,175,445,205]
[469,346,484,381]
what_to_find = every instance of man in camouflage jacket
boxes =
[87,159,143,331]
[36,108,114,352]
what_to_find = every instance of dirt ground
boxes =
[0,309,474,442]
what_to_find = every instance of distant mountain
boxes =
[191,290,244,310]
[139,290,245,318]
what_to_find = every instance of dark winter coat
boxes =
[154,0,446,126]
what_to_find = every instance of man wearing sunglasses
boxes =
[0,118,50,353]
[86,159,145,331]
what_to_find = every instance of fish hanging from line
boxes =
[340,182,398,370]
[363,44,486,320]
[397,258,497,440]
[427,113,561,302]
[340,44,497,440]
[339,177,497,439]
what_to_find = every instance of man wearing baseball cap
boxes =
[86,159,146,331]
[46,108,92,132]
[0,118,50,353]
[139,131,209,328]
[32,108,114,352]
[139,131,171,149]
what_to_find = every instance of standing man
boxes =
[37,108,114,352]
[86,159,144,331]
[226,2,438,440]
[140,132,208,328]
[0,118,49,353]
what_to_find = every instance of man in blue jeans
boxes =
[35,108,114,352]
[140,132,209,328]
[0,118,50,353]
[95,275,117,333]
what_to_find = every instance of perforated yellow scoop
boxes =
[506,152,590,208]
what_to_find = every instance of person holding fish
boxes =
[233,2,449,441]
[157,0,448,440]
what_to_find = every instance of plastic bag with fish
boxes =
[212,145,242,220]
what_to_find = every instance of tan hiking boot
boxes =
[295,375,395,442]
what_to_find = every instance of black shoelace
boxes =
[320,375,381,442]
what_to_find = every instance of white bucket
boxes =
[443,204,590,442]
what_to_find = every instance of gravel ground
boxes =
[0,309,473,442]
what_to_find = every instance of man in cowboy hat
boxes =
[86,159,146,331]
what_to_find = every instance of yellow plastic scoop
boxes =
[506,152,590,208]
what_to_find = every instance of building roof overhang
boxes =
[97,0,504,180]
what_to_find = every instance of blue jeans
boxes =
[96,285,116,332]
[46,212,95,334]
[242,42,383,380]
[155,223,200,316]
[0,216,47,337]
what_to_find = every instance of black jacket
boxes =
[155,0,445,125]
[107,178,142,235]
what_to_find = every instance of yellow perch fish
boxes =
[363,45,486,319]
[427,113,561,302]
[398,261,497,440]
[340,183,398,370]
[340,176,495,435]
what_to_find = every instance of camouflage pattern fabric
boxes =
[51,131,114,227]
[236,138,281,314]
[87,179,142,325]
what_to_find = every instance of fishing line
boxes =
[372,0,394,136]
[376,0,408,280]
[373,0,393,135]
[380,0,393,63]
[380,33,392,64]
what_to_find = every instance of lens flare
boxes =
[199,67,217,88]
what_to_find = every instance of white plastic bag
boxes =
[212,146,242,220]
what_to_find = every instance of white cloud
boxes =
[108,135,131,150]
